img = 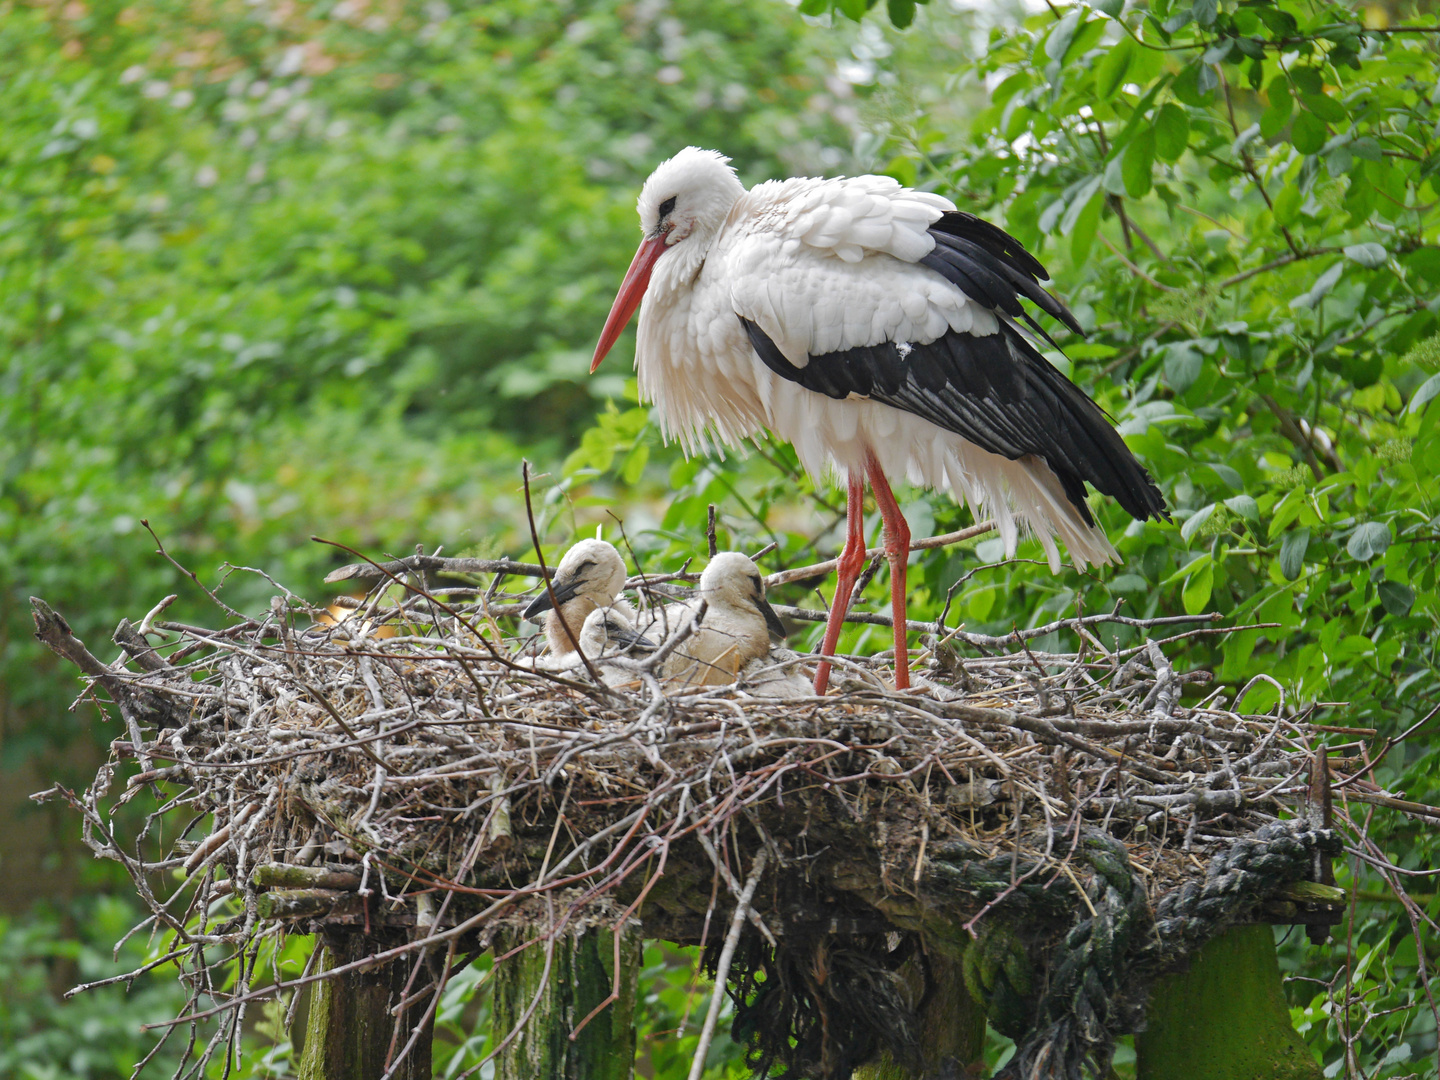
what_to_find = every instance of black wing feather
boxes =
[925,212,1084,335]
[743,316,1165,524]
[740,211,1165,524]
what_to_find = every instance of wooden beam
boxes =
[1136,923,1322,1080]
[493,918,642,1080]
[296,931,434,1080]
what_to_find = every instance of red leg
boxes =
[865,454,911,690]
[814,473,867,695]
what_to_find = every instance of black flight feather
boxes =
[738,211,1165,524]
[742,316,1166,524]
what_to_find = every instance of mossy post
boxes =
[853,946,987,1079]
[1136,923,1323,1080]
[493,917,643,1080]
[296,931,434,1080]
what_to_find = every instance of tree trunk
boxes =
[296,931,434,1080]
[853,947,986,1079]
[493,917,643,1080]
[1136,923,1322,1080]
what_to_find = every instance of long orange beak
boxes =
[591,236,668,373]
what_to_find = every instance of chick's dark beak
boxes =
[756,595,787,643]
[608,619,659,655]
[522,574,583,621]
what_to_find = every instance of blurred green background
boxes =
[2,0,1438,1075]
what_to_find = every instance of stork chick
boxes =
[522,539,630,660]
[664,552,786,687]
[578,605,658,661]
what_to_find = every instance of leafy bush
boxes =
[565,0,1440,1073]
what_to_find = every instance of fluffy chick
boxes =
[664,552,786,687]
[522,539,631,659]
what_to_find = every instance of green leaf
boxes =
[886,0,917,28]
[1044,7,1084,62]
[1182,561,1214,614]
[1191,0,1217,27]
[1272,183,1302,226]
[1254,7,1297,35]
[1377,580,1415,617]
[1070,185,1104,263]
[1291,261,1344,308]
[1180,503,1216,543]
[1094,36,1136,100]
[1347,521,1391,561]
[838,0,869,21]
[1343,242,1387,268]
[1290,112,1327,155]
[1164,342,1203,392]
[1093,0,1124,16]
[1058,175,1103,235]
[1122,127,1155,198]
[1290,66,1323,94]
[1408,372,1440,414]
[1279,528,1310,580]
[1154,103,1190,161]
[1224,494,1259,521]
[1300,92,1348,124]
[1259,78,1293,140]
[1173,62,1215,106]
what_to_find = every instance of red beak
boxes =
[591,236,668,373]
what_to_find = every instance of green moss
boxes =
[1136,925,1321,1080]
[493,918,641,1080]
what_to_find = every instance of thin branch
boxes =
[686,848,767,1080]
[765,520,996,588]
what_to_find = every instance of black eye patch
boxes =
[749,574,762,593]
[658,195,677,218]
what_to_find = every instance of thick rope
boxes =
[996,821,1341,1080]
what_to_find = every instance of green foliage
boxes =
[0,897,182,1079]
[0,2,849,1072]
[566,0,1440,1074]
[0,895,305,1079]
[6,0,1440,1074]
[0,0,848,769]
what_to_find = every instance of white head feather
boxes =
[697,551,767,611]
[637,147,746,293]
[551,538,628,606]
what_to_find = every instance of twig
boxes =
[687,848,767,1080]
[523,461,607,687]
[764,520,996,588]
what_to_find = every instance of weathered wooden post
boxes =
[1136,924,1323,1080]
[493,917,644,1080]
[297,931,435,1080]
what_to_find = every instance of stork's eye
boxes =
[658,196,677,219]
[749,574,762,594]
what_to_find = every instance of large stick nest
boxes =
[31,557,1381,1080]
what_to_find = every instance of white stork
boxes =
[591,148,1166,694]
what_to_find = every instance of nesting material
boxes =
[29,566,1397,1080]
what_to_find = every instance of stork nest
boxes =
[29,561,1377,1080]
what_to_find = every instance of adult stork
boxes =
[591,148,1166,694]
